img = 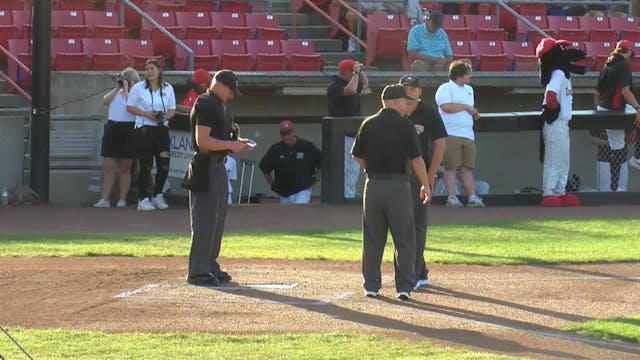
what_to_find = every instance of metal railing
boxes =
[0,44,32,102]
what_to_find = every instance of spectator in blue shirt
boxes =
[407,9,453,72]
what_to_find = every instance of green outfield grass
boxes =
[1,218,639,264]
[0,329,528,360]
[567,317,640,344]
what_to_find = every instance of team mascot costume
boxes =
[535,38,586,207]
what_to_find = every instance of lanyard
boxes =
[149,85,166,113]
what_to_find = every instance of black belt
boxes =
[367,173,409,181]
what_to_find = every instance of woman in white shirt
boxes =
[435,60,484,208]
[93,67,141,208]
[126,59,176,211]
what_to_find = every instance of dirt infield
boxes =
[1,204,640,359]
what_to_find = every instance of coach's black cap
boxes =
[399,74,420,88]
[381,84,416,101]
[214,70,241,96]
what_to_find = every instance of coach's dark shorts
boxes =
[101,120,137,159]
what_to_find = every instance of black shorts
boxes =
[137,125,170,157]
[101,120,137,159]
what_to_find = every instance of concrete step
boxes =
[319,52,365,67]
[0,93,25,108]
[273,12,311,26]
[283,25,333,39]
[310,38,343,52]
[266,0,293,13]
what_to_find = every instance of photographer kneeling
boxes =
[126,59,176,211]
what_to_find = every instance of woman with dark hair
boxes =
[126,59,176,211]
[93,67,141,208]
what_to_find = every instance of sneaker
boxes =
[347,38,357,53]
[137,198,156,211]
[446,195,464,208]
[416,278,431,288]
[116,200,127,208]
[397,292,411,301]
[630,157,640,170]
[364,290,378,298]
[151,194,169,210]
[467,194,485,208]
[187,273,220,287]
[93,199,110,208]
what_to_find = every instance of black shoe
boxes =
[214,271,232,283]
[187,274,220,286]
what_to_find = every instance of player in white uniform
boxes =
[535,38,585,207]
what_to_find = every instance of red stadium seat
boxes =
[82,38,126,70]
[155,0,187,12]
[0,0,24,11]
[211,39,252,71]
[174,38,219,71]
[212,12,253,39]
[0,10,19,56]
[51,38,88,70]
[470,40,508,71]
[218,1,251,13]
[442,14,466,29]
[118,38,162,69]
[84,10,127,38]
[365,13,409,68]
[557,29,588,42]
[528,30,556,48]
[52,10,89,38]
[140,11,178,38]
[11,10,31,38]
[465,15,498,30]
[123,0,145,32]
[519,4,547,16]
[54,0,94,10]
[475,28,507,41]
[246,13,287,40]
[589,29,618,43]
[585,41,615,71]
[176,11,219,39]
[579,16,610,31]
[446,28,472,42]
[7,38,31,90]
[185,1,216,12]
[450,40,477,69]
[140,11,183,58]
[502,41,536,71]
[281,39,324,71]
[516,15,548,41]
[547,15,580,34]
[620,30,640,42]
[608,17,639,32]
[246,39,287,71]
[476,3,516,32]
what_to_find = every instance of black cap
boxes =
[214,69,241,96]
[399,74,420,88]
[425,9,443,29]
[381,84,416,101]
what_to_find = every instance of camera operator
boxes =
[126,59,176,211]
[93,67,141,208]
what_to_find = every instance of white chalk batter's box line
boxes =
[114,283,353,306]
[440,275,640,282]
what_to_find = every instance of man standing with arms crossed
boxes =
[351,84,431,301]
[399,74,447,290]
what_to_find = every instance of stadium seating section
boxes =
[2,0,640,81]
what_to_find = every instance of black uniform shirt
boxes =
[407,101,448,167]
[191,92,231,156]
[352,108,422,174]
[327,76,363,117]
[596,54,632,110]
[259,137,322,197]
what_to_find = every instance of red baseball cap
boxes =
[337,59,355,72]
[535,38,572,59]
[192,68,210,85]
[279,120,295,133]
[617,40,634,50]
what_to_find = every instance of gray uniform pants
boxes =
[410,175,429,281]
[188,160,229,278]
[362,176,416,293]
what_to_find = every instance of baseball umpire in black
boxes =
[187,70,255,286]
[351,84,432,301]
[399,74,447,290]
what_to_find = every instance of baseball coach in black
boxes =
[351,84,431,301]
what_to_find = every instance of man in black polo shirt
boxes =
[399,74,447,290]
[594,40,640,170]
[187,70,256,286]
[259,120,322,204]
[327,58,371,199]
[351,84,431,301]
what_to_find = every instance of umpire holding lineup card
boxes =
[351,84,431,301]
[186,70,256,287]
